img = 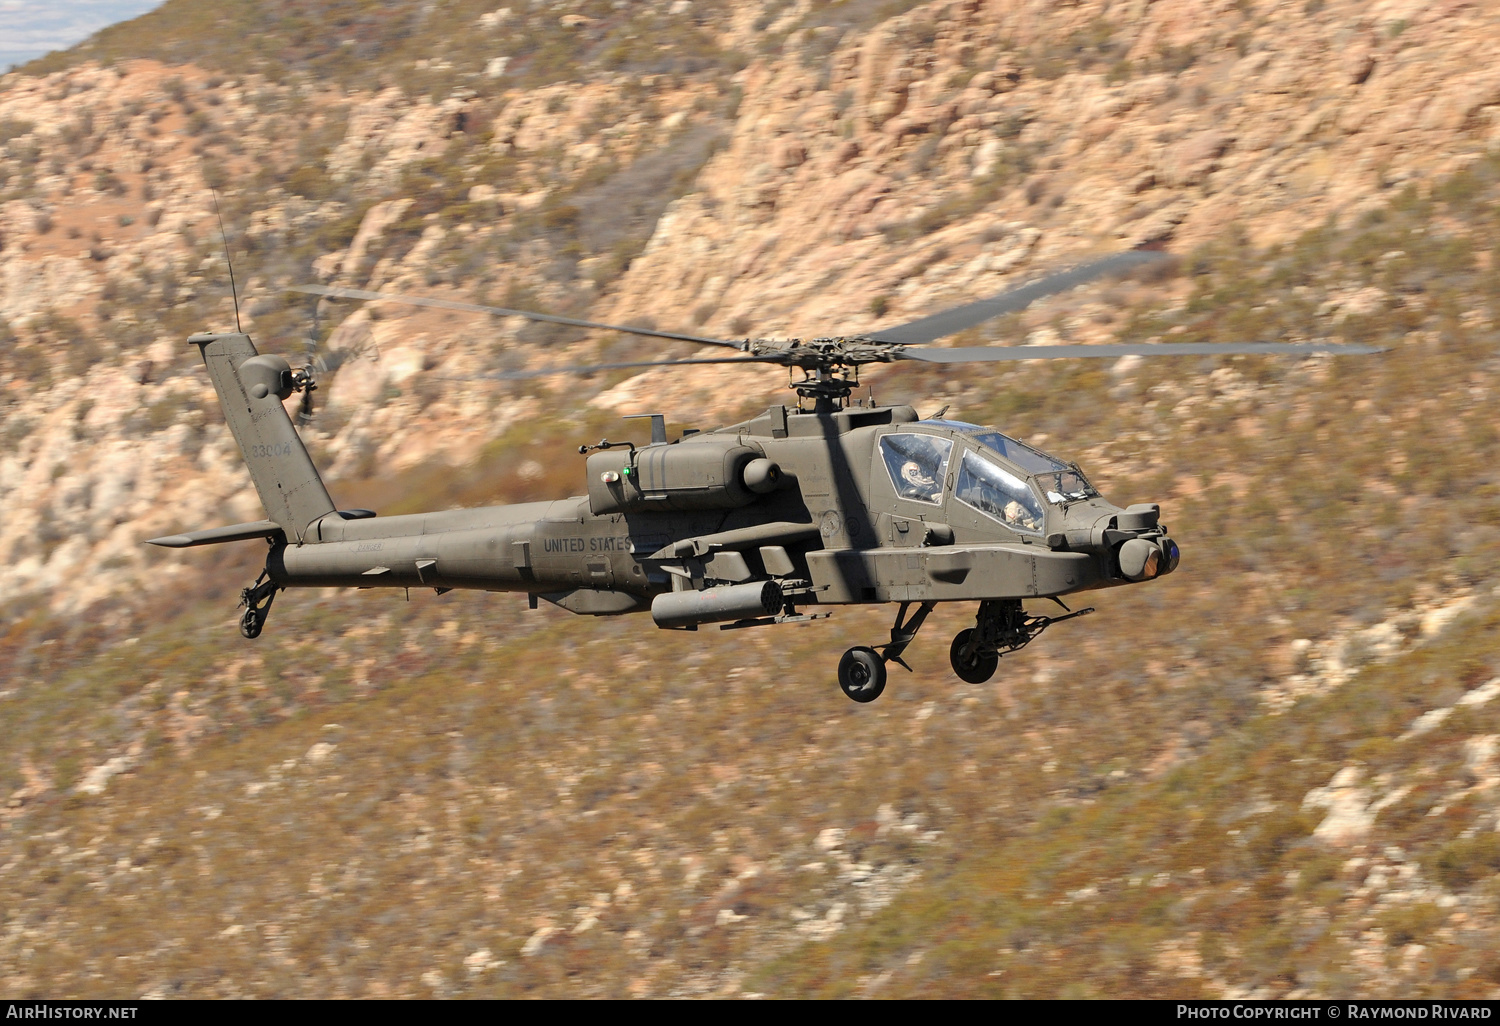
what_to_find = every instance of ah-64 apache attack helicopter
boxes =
[148,251,1377,702]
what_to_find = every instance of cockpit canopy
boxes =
[878,420,1099,535]
[879,431,952,505]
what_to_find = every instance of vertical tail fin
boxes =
[190,332,335,542]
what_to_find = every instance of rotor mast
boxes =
[801,364,851,413]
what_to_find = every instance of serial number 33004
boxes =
[250,442,294,459]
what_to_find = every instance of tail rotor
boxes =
[295,291,325,425]
[294,365,317,423]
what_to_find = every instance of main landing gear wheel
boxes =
[835,602,937,703]
[838,646,887,703]
[950,628,999,684]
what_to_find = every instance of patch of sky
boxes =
[0,1,163,72]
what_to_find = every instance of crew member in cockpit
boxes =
[882,433,953,504]
[1003,498,1042,532]
[900,460,941,504]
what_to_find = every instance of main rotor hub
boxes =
[743,336,901,410]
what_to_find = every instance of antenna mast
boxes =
[211,188,242,334]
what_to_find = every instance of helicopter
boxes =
[146,251,1378,702]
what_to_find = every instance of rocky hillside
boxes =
[3,0,1500,998]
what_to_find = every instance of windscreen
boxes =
[1036,470,1098,503]
[879,433,953,506]
[955,449,1045,533]
[924,419,1096,501]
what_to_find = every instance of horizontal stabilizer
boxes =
[146,519,284,548]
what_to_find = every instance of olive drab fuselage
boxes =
[264,399,1179,614]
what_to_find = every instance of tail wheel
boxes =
[838,646,887,703]
[240,606,264,640]
[949,628,999,684]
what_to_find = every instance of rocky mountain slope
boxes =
[2,0,1500,998]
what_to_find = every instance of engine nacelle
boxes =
[651,581,783,629]
[587,438,775,514]
[742,457,781,494]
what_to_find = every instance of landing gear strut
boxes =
[837,601,937,703]
[948,599,1094,683]
[239,571,279,640]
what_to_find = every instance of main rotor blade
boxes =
[289,284,745,351]
[898,341,1384,363]
[443,355,786,382]
[868,250,1169,345]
